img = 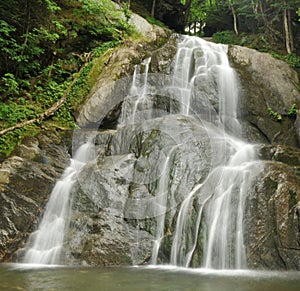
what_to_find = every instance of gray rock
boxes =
[245,150,300,269]
[76,31,175,128]
[228,45,300,147]
[0,130,70,262]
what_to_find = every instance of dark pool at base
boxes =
[1,264,300,291]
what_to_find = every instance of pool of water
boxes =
[1,264,300,291]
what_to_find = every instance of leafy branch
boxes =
[0,55,91,136]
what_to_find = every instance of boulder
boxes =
[228,45,300,147]
[245,144,300,270]
[76,30,177,128]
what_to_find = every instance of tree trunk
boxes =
[230,2,238,35]
[287,8,294,52]
[151,0,156,18]
[283,6,292,54]
[183,0,193,25]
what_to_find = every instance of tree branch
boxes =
[0,54,91,136]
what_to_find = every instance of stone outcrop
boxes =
[76,30,177,128]
[228,46,300,269]
[228,45,300,147]
[0,130,70,262]
[245,144,300,269]
[64,114,213,266]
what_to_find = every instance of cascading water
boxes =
[21,35,263,270]
[167,38,262,269]
[116,36,262,269]
[22,141,95,265]
[119,57,152,126]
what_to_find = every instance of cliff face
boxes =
[64,39,300,269]
[0,15,175,263]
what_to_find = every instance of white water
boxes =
[116,36,262,269]
[119,57,151,126]
[167,36,261,268]
[21,35,262,269]
[151,145,178,265]
[22,141,95,265]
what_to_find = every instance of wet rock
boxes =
[295,111,300,146]
[0,130,70,262]
[76,24,175,129]
[64,115,214,266]
[245,144,300,270]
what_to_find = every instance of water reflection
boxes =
[1,264,300,291]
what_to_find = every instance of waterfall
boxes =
[22,141,95,265]
[119,57,152,126]
[166,37,261,269]
[21,35,262,269]
[117,35,261,268]
[151,145,178,265]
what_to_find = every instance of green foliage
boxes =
[187,0,300,55]
[283,53,300,68]
[42,0,61,11]
[0,101,36,126]
[270,52,300,68]
[145,16,167,27]
[1,73,19,96]
[212,31,239,44]
[122,2,132,21]
[288,104,298,117]
[0,0,135,156]
[92,40,121,57]
[0,130,23,157]
[268,107,282,121]
[268,104,299,122]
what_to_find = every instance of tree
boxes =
[229,0,238,34]
[151,0,157,17]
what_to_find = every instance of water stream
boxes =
[22,35,263,270]
[22,141,95,265]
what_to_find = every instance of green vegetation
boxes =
[268,107,283,122]
[288,104,299,117]
[186,0,300,56]
[212,30,239,44]
[0,0,135,157]
[268,104,299,122]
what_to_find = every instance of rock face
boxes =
[228,45,300,269]
[0,130,70,262]
[245,145,300,269]
[66,40,300,270]
[0,16,176,264]
[228,45,300,147]
[1,30,300,271]
[76,32,177,128]
[64,114,213,266]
